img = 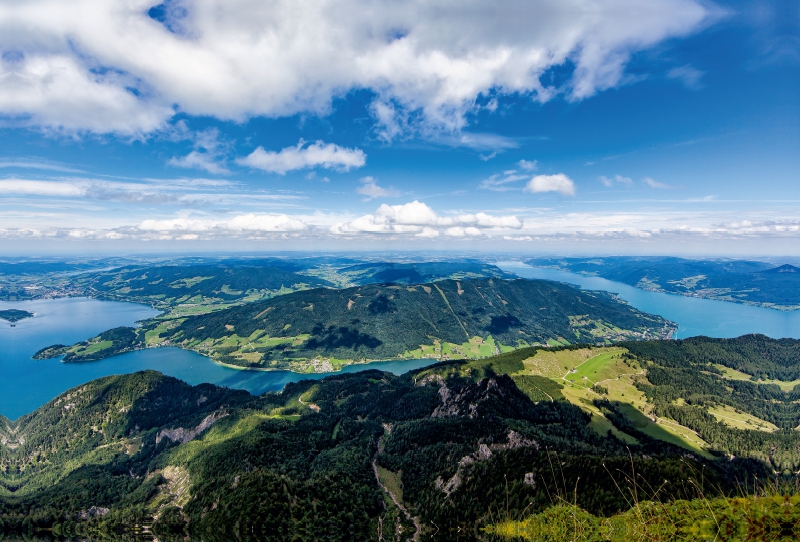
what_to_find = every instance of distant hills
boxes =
[526,256,800,310]
[43,278,674,371]
[75,264,330,314]
[334,260,514,285]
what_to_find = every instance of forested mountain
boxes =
[43,278,674,371]
[526,256,800,309]
[0,353,764,541]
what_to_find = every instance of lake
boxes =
[4,266,800,419]
[497,261,800,340]
[0,297,435,419]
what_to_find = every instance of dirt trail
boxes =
[373,432,421,542]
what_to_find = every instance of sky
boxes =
[0,0,798,256]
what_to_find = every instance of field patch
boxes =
[708,404,779,432]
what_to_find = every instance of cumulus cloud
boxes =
[236,140,366,174]
[525,174,576,196]
[599,174,633,187]
[330,200,521,237]
[517,159,538,171]
[356,177,400,200]
[0,0,713,135]
[415,227,440,238]
[444,226,482,238]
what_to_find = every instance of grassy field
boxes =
[377,466,404,506]
[518,348,602,378]
[614,402,712,457]
[510,346,713,456]
[715,363,800,392]
[565,348,629,386]
[402,335,510,360]
[559,384,638,444]
[70,340,113,356]
[708,404,779,432]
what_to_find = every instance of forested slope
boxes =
[0,361,756,541]
[55,277,673,372]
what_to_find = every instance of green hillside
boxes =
[47,278,674,372]
[0,359,759,541]
[7,336,800,539]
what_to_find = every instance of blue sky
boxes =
[0,0,798,255]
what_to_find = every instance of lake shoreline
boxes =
[517,264,800,312]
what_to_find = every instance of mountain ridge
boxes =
[39,277,675,372]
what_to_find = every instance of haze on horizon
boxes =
[0,0,798,257]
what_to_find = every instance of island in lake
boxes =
[0,309,34,322]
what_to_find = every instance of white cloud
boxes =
[444,226,482,237]
[415,227,440,238]
[667,64,705,90]
[138,213,308,232]
[0,176,303,207]
[167,151,230,175]
[642,177,673,189]
[331,200,521,236]
[480,172,528,192]
[0,158,85,173]
[237,140,366,174]
[599,174,633,187]
[468,212,523,229]
[437,133,519,151]
[167,127,231,174]
[525,174,576,196]
[356,177,400,200]
[0,0,713,135]
[517,159,538,171]
[0,179,85,197]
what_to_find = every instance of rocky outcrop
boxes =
[156,410,227,445]
[77,506,109,520]
[435,429,539,497]
[431,375,538,420]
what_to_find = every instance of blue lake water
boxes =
[497,261,800,340]
[4,266,800,419]
[0,297,435,419]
